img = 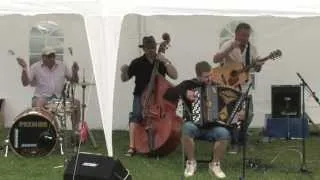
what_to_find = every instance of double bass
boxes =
[133,33,182,156]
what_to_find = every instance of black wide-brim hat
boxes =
[138,36,157,48]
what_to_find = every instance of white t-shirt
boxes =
[28,60,72,98]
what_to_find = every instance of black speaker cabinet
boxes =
[64,153,132,180]
[271,85,301,118]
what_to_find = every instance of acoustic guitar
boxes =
[211,49,282,88]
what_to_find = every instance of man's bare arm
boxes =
[164,62,178,80]
[17,58,30,86]
[213,40,240,63]
[120,64,130,82]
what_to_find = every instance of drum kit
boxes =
[3,79,96,158]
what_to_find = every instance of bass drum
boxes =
[8,107,58,157]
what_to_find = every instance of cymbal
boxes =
[76,82,96,86]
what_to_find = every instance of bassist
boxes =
[120,35,178,156]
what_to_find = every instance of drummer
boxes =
[16,46,81,139]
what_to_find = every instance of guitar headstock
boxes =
[268,49,282,60]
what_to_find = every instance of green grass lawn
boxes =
[0,127,320,180]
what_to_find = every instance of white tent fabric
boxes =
[1,0,320,157]
[84,16,123,157]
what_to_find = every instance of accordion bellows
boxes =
[191,85,242,127]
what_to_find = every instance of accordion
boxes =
[190,85,242,127]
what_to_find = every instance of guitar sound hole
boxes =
[230,71,237,77]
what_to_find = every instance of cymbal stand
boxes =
[79,69,97,149]
[227,82,253,180]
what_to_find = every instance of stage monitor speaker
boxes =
[271,85,301,118]
[64,152,132,180]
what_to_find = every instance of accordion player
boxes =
[163,78,242,128]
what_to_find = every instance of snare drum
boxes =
[8,107,58,157]
[46,98,76,113]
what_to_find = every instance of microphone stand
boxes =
[179,97,187,180]
[61,83,68,131]
[296,72,314,174]
[178,96,194,180]
[227,83,252,180]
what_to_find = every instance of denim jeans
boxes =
[183,121,230,142]
[129,95,143,123]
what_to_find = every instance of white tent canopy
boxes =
[1,0,320,157]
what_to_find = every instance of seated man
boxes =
[17,47,81,142]
[164,61,230,179]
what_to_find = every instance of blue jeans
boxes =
[183,121,230,142]
[129,95,143,123]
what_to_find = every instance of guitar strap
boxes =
[238,42,251,92]
[245,42,250,66]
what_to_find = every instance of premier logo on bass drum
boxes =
[18,121,48,128]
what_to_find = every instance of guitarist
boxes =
[213,22,263,153]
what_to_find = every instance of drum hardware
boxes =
[59,82,78,157]
[63,69,98,179]
[46,82,79,156]
[227,82,253,180]
[77,69,97,149]
[76,82,96,86]
[52,112,66,155]
[59,136,64,155]
[43,89,70,157]
[4,139,9,157]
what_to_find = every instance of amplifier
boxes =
[271,85,301,118]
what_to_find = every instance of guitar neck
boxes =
[242,56,270,72]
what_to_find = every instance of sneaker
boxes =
[125,147,136,157]
[209,161,226,179]
[184,160,197,177]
